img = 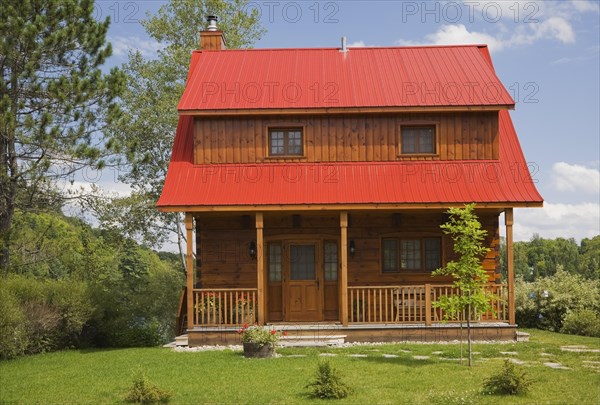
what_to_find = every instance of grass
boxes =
[0,329,598,404]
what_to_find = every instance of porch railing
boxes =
[192,288,258,326]
[348,284,508,324]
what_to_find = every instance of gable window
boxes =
[269,128,303,156]
[382,237,441,272]
[401,126,436,154]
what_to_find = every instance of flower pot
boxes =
[243,342,275,358]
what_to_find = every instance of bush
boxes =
[125,371,172,404]
[0,275,94,355]
[482,360,532,396]
[0,287,29,359]
[515,268,600,331]
[561,309,600,337]
[306,361,351,399]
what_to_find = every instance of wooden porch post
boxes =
[425,284,432,326]
[256,212,266,325]
[185,213,195,330]
[505,208,515,325]
[340,212,349,326]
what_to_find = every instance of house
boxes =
[158,17,543,345]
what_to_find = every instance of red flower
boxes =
[270,330,276,335]
[283,331,288,336]
[243,323,249,329]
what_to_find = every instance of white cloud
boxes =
[569,0,600,13]
[348,40,366,47]
[552,162,600,194]
[552,55,590,64]
[396,19,574,53]
[397,24,505,52]
[395,0,591,52]
[109,35,162,59]
[514,202,600,241]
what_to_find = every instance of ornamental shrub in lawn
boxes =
[306,361,351,399]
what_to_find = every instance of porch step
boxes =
[175,334,189,346]
[278,334,346,347]
[516,331,530,342]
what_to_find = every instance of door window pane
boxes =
[324,242,338,281]
[290,245,316,280]
[268,243,282,282]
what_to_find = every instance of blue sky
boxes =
[95,0,600,244]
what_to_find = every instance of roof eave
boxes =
[178,105,515,116]
[156,201,543,213]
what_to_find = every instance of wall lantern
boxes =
[249,241,257,260]
[349,240,356,258]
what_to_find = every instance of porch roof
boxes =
[156,111,543,210]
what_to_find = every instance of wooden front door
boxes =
[284,242,322,321]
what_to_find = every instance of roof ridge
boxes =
[192,44,490,53]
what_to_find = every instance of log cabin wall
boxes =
[195,216,257,289]
[193,112,499,164]
[346,211,500,286]
[195,211,500,289]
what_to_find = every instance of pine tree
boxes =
[0,0,125,270]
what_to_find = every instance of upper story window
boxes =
[400,126,436,154]
[269,128,303,156]
[382,237,441,273]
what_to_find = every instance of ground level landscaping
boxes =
[0,329,598,404]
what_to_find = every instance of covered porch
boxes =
[177,208,518,342]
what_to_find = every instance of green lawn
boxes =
[1,329,599,404]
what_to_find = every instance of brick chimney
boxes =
[200,15,226,50]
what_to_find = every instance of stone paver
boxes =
[413,355,430,360]
[561,345,600,353]
[544,362,570,370]
[431,351,444,355]
[582,361,600,369]
[500,351,518,355]
[348,354,368,358]
[540,353,554,357]
[383,354,399,358]
[508,358,526,365]
[319,353,337,357]
[285,354,306,358]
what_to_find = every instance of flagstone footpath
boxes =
[172,343,600,371]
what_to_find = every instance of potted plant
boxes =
[237,324,285,358]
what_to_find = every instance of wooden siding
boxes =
[346,212,499,285]
[194,112,499,164]
[195,211,500,289]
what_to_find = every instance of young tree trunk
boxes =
[459,320,464,365]
[467,304,473,367]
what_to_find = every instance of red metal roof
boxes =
[178,45,515,111]
[156,110,543,209]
